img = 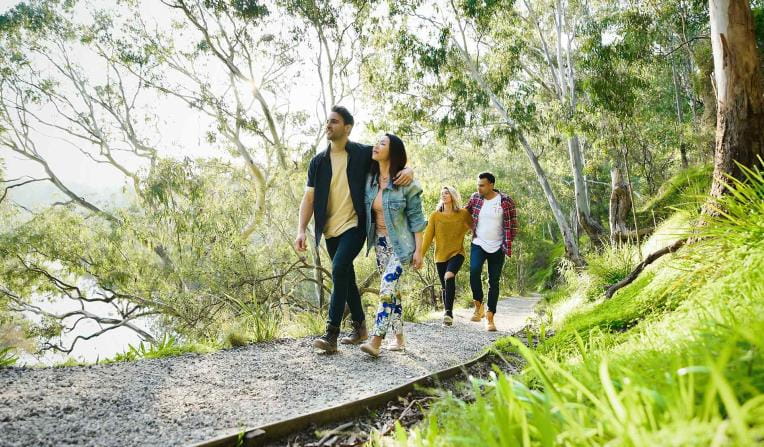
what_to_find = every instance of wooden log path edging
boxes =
[189,349,495,447]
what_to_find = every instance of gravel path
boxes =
[0,296,539,447]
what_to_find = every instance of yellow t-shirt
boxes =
[323,150,358,238]
[421,209,473,262]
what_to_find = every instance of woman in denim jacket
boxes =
[359,133,426,357]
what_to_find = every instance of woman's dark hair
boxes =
[370,133,407,187]
[330,105,354,126]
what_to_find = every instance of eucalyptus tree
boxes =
[0,2,152,223]
[707,0,764,200]
[102,0,299,239]
[281,0,371,153]
[0,1,284,354]
[515,0,606,243]
[364,0,584,264]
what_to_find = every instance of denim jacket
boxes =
[364,174,427,264]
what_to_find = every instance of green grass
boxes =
[392,167,764,446]
[54,357,88,368]
[402,298,431,323]
[635,164,712,227]
[105,334,214,363]
[526,242,565,292]
[221,294,282,343]
[0,346,18,368]
[283,311,326,338]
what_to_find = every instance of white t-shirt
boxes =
[473,195,503,253]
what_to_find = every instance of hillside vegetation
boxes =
[393,168,764,446]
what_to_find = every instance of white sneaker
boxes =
[442,315,453,326]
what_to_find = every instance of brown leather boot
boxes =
[313,324,340,353]
[470,300,485,322]
[340,320,368,345]
[486,311,497,332]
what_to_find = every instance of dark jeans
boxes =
[436,254,465,317]
[325,226,366,327]
[469,243,505,314]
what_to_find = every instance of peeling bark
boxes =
[707,0,764,203]
[609,166,632,243]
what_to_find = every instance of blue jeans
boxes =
[469,243,505,314]
[325,226,366,327]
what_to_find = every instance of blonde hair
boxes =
[436,185,462,212]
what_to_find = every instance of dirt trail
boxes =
[0,296,539,447]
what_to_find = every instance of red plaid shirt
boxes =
[465,190,519,257]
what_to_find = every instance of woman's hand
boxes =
[412,250,423,270]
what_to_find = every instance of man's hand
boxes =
[294,232,308,252]
[393,166,414,186]
[412,250,423,270]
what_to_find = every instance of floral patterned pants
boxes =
[372,236,404,338]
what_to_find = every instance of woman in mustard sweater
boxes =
[421,186,472,326]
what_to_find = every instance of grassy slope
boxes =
[393,167,763,446]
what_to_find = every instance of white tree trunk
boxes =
[708,0,764,200]
[568,135,605,241]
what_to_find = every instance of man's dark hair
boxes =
[478,172,496,184]
[371,133,407,187]
[330,105,354,126]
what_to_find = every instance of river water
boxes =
[16,294,151,367]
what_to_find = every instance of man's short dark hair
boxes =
[478,172,496,184]
[331,105,354,126]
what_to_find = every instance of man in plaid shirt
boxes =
[464,172,518,331]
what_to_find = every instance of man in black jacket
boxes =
[295,106,413,353]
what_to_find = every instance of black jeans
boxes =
[435,254,465,317]
[469,243,505,314]
[325,226,366,327]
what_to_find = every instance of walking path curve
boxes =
[0,296,539,447]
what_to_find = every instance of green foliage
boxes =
[107,334,212,363]
[0,2,61,34]
[223,294,282,343]
[402,298,430,324]
[518,241,564,293]
[559,243,639,302]
[0,0,728,367]
[636,164,713,225]
[284,311,326,338]
[398,167,764,446]
[0,346,17,368]
[224,329,250,348]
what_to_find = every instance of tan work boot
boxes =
[360,335,383,357]
[486,311,497,332]
[470,300,485,322]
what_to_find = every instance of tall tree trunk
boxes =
[672,64,690,169]
[708,0,764,201]
[609,166,632,243]
[568,135,605,242]
[518,134,584,265]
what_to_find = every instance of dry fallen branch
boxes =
[605,238,688,298]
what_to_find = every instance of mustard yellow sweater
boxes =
[421,209,472,262]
